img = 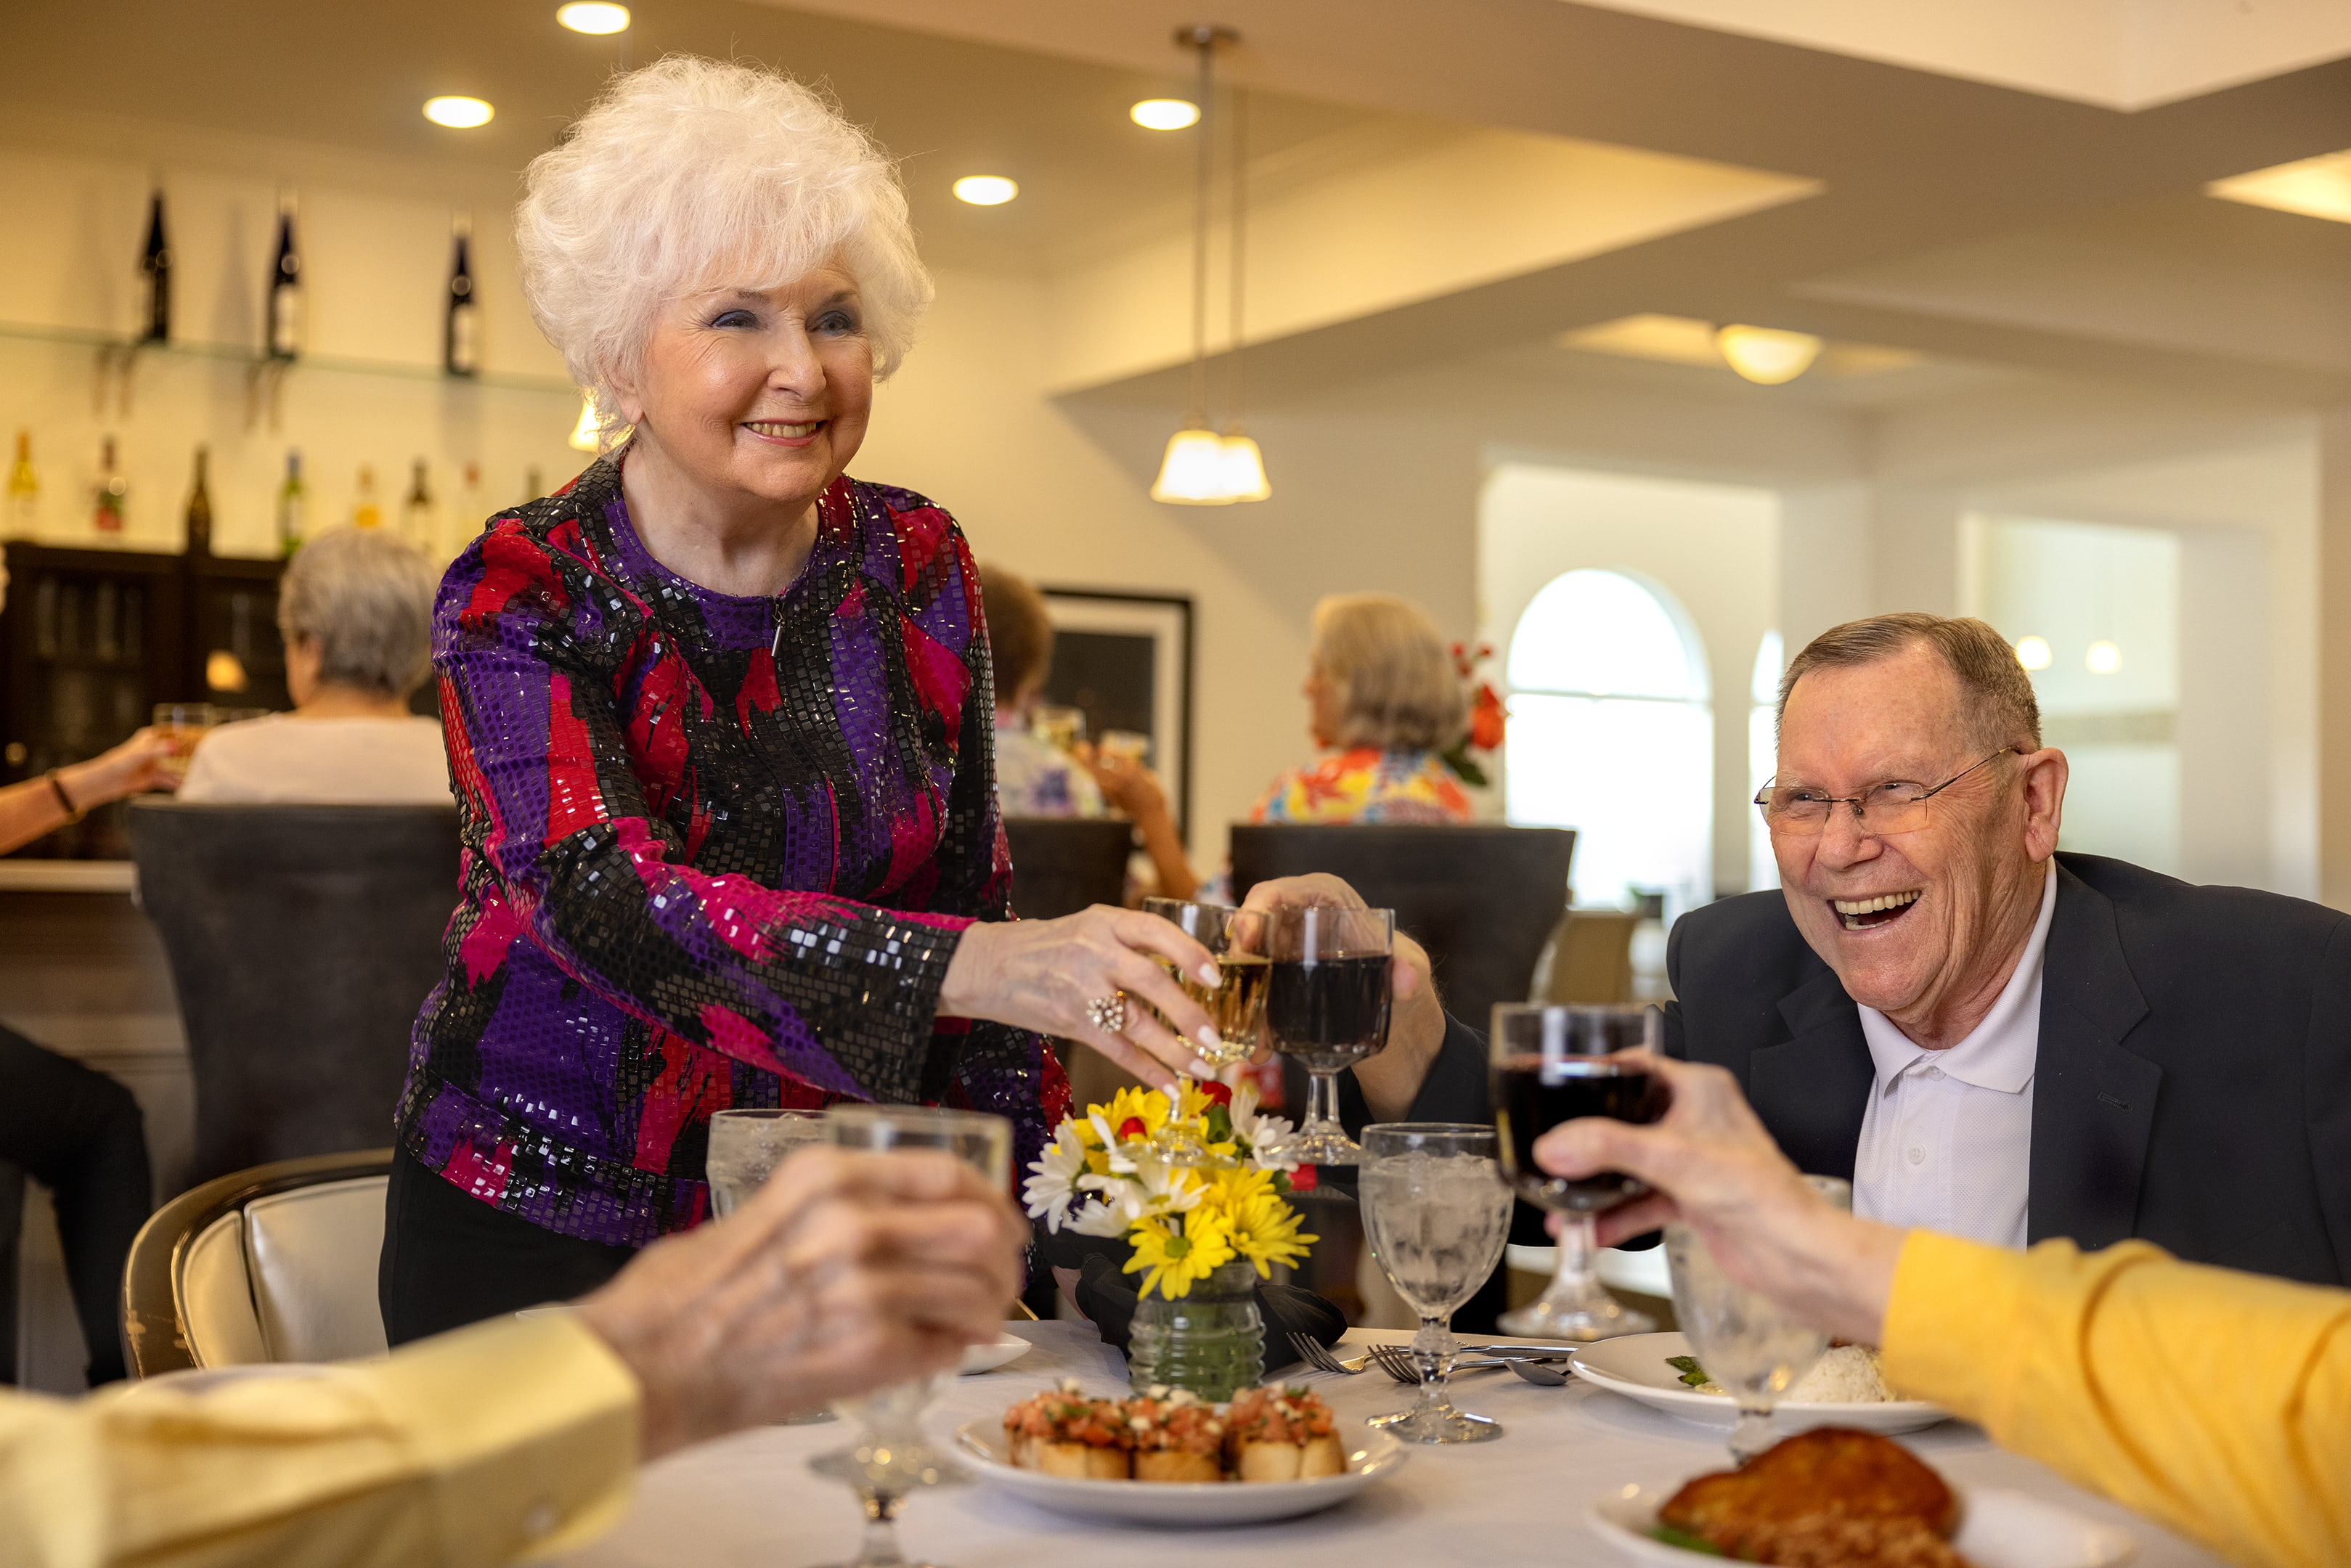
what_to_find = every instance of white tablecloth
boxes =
[558,1320,2225,1567]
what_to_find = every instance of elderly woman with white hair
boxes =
[381,57,1222,1341]
[179,527,448,803]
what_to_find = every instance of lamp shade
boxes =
[1714,324,1823,385]
[1151,427,1236,505]
[1218,433,1271,502]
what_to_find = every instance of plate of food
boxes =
[956,1381,1406,1525]
[958,1333,1035,1375]
[1571,1331,1949,1435]
[1588,1427,2136,1568]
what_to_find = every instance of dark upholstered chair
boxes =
[1228,823,1576,1036]
[128,802,459,1188]
[1001,817,1132,920]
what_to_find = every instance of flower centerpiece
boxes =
[1024,1078,1320,1398]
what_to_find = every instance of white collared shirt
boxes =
[1851,865,2055,1249]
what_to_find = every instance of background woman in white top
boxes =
[181,527,450,804]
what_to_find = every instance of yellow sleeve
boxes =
[0,1312,640,1568]
[1883,1231,2351,1568]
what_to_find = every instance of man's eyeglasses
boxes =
[1754,747,2021,838]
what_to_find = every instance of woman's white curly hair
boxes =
[516,55,933,449]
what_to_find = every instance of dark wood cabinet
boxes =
[1,542,287,857]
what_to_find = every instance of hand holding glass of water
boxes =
[1359,1122,1515,1444]
[705,1108,834,1424]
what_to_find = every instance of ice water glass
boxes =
[812,1105,1011,1568]
[704,1107,826,1217]
[1263,905,1394,1167]
[1666,1175,1852,1463]
[1360,1123,1514,1443]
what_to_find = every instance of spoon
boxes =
[1507,1357,1570,1387]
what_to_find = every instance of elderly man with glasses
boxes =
[1681,611,2351,1282]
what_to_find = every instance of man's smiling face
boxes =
[1771,640,2056,1039]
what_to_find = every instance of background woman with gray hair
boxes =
[380,55,1223,1341]
[179,527,449,804]
[1251,592,1478,825]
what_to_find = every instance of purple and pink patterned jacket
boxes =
[394,456,1069,1247]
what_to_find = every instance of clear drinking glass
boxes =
[1140,899,1267,1165]
[1666,1175,1852,1463]
[1262,905,1393,1167]
[811,1105,1012,1568]
[1028,703,1085,753]
[706,1108,834,1424]
[1490,1002,1668,1340]
[151,702,218,785]
[1359,1122,1515,1443]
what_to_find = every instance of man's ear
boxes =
[2021,746,2067,860]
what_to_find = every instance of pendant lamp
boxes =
[1216,83,1271,502]
[1714,324,1823,386]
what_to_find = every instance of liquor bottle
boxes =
[184,444,213,557]
[458,460,484,543]
[265,195,302,360]
[352,464,383,530]
[444,216,479,377]
[275,450,307,558]
[139,191,171,345]
[523,465,544,504]
[94,436,127,534]
[401,458,434,548]
[6,430,36,534]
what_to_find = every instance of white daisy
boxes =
[1020,1124,1089,1233]
[1228,1080,1300,1172]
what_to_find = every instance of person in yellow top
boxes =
[0,1145,1025,1568]
[1534,1052,2348,1568]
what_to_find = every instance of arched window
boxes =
[1749,629,1784,894]
[1504,570,1712,915]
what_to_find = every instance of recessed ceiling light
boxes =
[953,176,1018,206]
[1130,98,1200,131]
[557,1,630,33]
[423,96,495,129]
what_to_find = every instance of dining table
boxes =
[557,1320,2228,1567]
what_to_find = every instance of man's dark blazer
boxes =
[1663,852,2351,1286]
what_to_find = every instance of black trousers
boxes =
[0,1023,151,1384]
[378,1147,638,1347]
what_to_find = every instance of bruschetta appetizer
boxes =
[1225,1385,1345,1482]
[1003,1380,1133,1479]
[1125,1386,1227,1482]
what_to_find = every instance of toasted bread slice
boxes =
[1133,1450,1223,1483]
[1234,1434,1347,1483]
[1661,1426,1960,1543]
[1297,1434,1345,1479]
[1014,1437,1131,1479]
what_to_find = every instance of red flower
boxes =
[1197,1080,1234,1108]
[1118,1116,1149,1140]
[1468,684,1507,751]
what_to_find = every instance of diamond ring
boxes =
[1085,992,1129,1034]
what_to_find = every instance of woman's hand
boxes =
[1531,1054,1903,1345]
[574,1146,1026,1460]
[1075,744,1199,902]
[940,907,1223,1088]
[65,727,180,805]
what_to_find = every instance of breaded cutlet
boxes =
[1661,1426,1963,1543]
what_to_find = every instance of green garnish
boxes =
[1650,1524,1724,1555]
[1666,1355,1711,1388]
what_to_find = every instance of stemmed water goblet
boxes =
[1138,897,1268,1165]
[1359,1122,1515,1443]
[810,1104,1011,1568]
[1666,1175,1852,1463]
[1262,905,1394,1167]
[1490,1002,1669,1340]
[705,1107,834,1424]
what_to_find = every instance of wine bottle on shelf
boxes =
[184,444,213,556]
[139,191,171,345]
[523,466,544,504]
[401,458,435,548]
[6,430,37,534]
[94,436,127,534]
[444,216,479,377]
[275,450,306,558]
[266,194,302,361]
[352,464,383,530]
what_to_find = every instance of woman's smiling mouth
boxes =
[1833,889,1921,931]
[744,419,823,441]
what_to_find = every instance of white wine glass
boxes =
[1360,1122,1515,1443]
[706,1108,834,1424]
[1139,898,1267,1165]
[1666,1174,1852,1463]
[811,1104,1011,1568]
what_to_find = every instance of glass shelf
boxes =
[0,318,577,396]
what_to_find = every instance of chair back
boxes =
[1228,824,1576,1034]
[129,801,459,1185]
[1530,907,1642,1005]
[121,1149,391,1376]
[1001,816,1132,920]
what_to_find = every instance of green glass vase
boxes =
[1125,1259,1265,1400]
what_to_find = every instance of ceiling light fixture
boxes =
[2085,640,2122,675]
[423,96,496,129]
[953,175,1018,206]
[1131,97,1200,131]
[557,1,631,33]
[2209,147,2351,226]
[1715,323,1822,385]
[2014,635,2051,671]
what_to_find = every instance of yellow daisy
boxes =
[1224,1189,1318,1276]
[1122,1206,1237,1299]
[1090,1085,1173,1147]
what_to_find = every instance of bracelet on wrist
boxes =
[45,769,85,825]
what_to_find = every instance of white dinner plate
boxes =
[1570,1331,1950,1436]
[959,1333,1034,1375]
[1589,1480,2136,1567]
[953,1419,1406,1525]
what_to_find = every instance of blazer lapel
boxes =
[1749,965,1875,1182]
[2029,861,2162,1249]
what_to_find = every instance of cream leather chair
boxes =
[122,1150,392,1377]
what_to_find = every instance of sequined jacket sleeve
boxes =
[436,515,975,1106]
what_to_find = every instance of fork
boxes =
[1287,1332,1370,1375]
[1364,1342,1571,1383]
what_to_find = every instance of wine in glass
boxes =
[811,1104,1011,1568]
[1359,1122,1515,1443]
[1489,1002,1668,1340]
[1666,1175,1851,1462]
[1140,899,1268,1164]
[1263,905,1393,1167]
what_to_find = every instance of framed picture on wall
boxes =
[1037,587,1194,835]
